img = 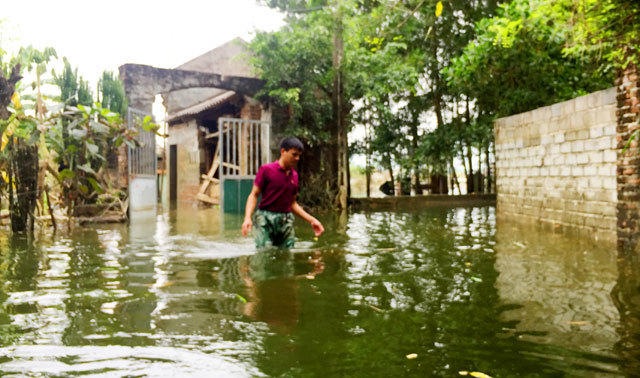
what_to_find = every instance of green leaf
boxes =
[124,138,136,149]
[90,120,110,134]
[58,169,75,180]
[85,141,99,156]
[87,177,105,194]
[77,163,97,175]
[70,128,87,139]
[66,144,78,154]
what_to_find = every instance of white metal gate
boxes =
[218,117,270,213]
[127,108,157,213]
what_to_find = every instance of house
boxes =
[162,38,271,206]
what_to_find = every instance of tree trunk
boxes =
[410,121,422,195]
[466,142,474,194]
[465,99,474,193]
[477,144,483,193]
[485,142,492,193]
[450,159,462,195]
[365,122,371,198]
[386,151,395,196]
[432,27,444,129]
[9,140,39,233]
[0,64,22,119]
[457,142,469,193]
[333,3,348,210]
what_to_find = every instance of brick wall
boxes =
[495,88,618,241]
[616,63,640,252]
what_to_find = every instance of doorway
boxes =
[169,144,177,202]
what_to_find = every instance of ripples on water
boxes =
[0,205,633,377]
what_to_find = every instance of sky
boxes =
[1,0,284,86]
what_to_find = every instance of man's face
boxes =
[281,147,302,169]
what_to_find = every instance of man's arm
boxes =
[291,198,324,237]
[242,185,261,237]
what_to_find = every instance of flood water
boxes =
[0,205,638,377]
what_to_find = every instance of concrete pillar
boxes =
[617,62,640,253]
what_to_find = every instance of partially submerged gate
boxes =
[197,118,270,213]
[127,108,157,213]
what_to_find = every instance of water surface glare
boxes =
[0,206,631,377]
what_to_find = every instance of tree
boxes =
[0,46,57,233]
[98,70,127,116]
[446,0,614,118]
[53,57,93,107]
[251,0,361,207]
[0,44,152,234]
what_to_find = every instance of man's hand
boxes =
[242,218,253,237]
[311,219,324,237]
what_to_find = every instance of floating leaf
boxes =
[236,294,247,303]
[514,241,526,249]
[368,304,384,313]
[471,276,483,282]
[459,372,469,376]
[470,372,492,378]
[406,353,418,359]
[435,1,443,17]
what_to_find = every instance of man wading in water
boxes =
[241,137,324,248]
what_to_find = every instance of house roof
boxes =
[176,37,255,78]
[166,90,237,122]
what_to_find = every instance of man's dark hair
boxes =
[279,137,304,152]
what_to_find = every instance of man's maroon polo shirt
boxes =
[254,161,299,213]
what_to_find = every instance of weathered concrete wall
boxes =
[167,120,201,203]
[350,194,496,211]
[495,88,618,241]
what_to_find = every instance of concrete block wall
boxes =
[495,88,618,241]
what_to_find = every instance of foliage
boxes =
[445,0,614,118]
[46,102,145,203]
[98,70,128,116]
[250,6,340,146]
[53,57,92,107]
[0,44,157,230]
[513,0,640,68]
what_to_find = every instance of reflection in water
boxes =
[494,221,619,374]
[0,204,636,376]
[613,251,640,376]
